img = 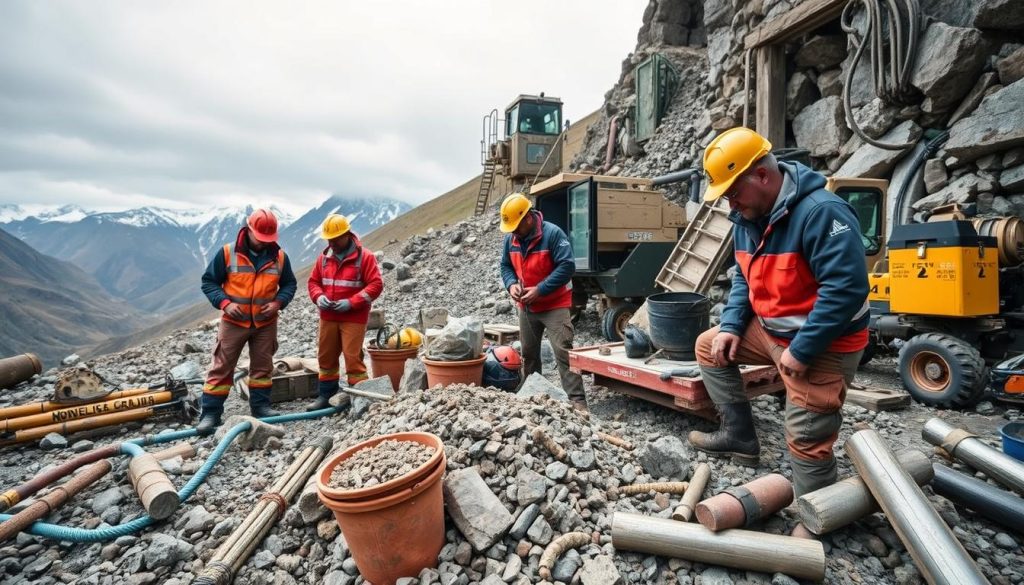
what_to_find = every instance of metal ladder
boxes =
[655,198,734,294]
[475,160,497,216]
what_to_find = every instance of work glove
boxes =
[331,299,352,313]
[316,295,333,310]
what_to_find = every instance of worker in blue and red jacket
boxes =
[306,213,384,411]
[688,127,869,498]
[499,193,587,411]
[198,208,297,435]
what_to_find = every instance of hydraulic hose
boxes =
[841,0,922,150]
[0,405,344,542]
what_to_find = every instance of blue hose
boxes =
[0,405,344,542]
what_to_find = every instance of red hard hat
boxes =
[491,346,522,371]
[247,208,279,243]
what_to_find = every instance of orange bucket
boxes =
[366,345,419,392]
[421,355,486,388]
[317,432,447,585]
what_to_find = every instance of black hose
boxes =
[891,129,949,231]
[652,168,700,187]
[931,463,1024,531]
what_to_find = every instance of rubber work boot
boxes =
[307,380,339,411]
[687,401,760,465]
[249,388,281,419]
[196,393,225,436]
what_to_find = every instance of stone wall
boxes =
[706,0,1024,218]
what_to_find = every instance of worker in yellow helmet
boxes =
[498,192,587,411]
[307,213,384,410]
[688,127,869,498]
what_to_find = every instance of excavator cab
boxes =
[498,94,564,183]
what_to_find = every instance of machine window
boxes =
[837,189,883,255]
[517,102,561,135]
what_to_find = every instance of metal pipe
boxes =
[651,168,699,187]
[1,390,176,432]
[194,437,333,585]
[798,449,933,535]
[695,473,793,531]
[611,512,826,582]
[845,429,989,584]
[0,354,42,389]
[0,444,120,512]
[922,418,1024,496]
[0,460,111,543]
[0,386,153,421]
[0,399,191,447]
[673,463,710,521]
[931,463,1024,531]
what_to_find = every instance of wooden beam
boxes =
[755,45,786,148]
[743,0,848,49]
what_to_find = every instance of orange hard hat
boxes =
[247,208,279,243]
[491,345,522,370]
[702,127,773,202]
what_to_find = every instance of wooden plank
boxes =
[755,45,786,148]
[845,387,911,411]
[743,0,848,49]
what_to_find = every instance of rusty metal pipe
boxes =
[1,391,176,433]
[0,444,120,511]
[695,473,793,531]
[0,387,153,420]
[0,354,42,390]
[0,460,111,543]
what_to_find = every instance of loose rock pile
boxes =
[328,439,436,490]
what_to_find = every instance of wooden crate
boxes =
[484,324,520,345]
[269,370,319,404]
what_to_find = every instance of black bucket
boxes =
[646,292,711,361]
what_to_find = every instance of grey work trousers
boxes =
[518,307,586,400]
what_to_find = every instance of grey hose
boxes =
[841,0,922,150]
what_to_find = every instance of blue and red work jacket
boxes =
[719,162,870,365]
[500,210,574,313]
[307,235,383,324]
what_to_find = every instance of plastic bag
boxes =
[426,316,484,361]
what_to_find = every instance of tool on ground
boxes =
[610,482,689,498]
[922,417,1024,497]
[673,463,710,522]
[695,473,793,531]
[194,436,332,585]
[612,512,826,582]
[1,382,189,433]
[0,353,43,390]
[846,429,990,584]
[797,449,932,535]
[658,366,701,381]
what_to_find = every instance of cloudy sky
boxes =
[0,1,646,215]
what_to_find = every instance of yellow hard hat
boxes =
[386,327,423,349]
[321,213,351,240]
[499,193,532,233]
[702,127,773,202]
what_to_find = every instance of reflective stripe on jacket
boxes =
[500,210,574,313]
[307,235,384,324]
[220,242,285,329]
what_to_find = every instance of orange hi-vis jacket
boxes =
[221,243,286,329]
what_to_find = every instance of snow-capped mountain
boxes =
[3,197,406,315]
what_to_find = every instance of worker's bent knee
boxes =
[695,326,721,367]
[785,404,841,461]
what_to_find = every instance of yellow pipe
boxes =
[0,387,153,421]
[1,391,173,433]
[0,405,167,447]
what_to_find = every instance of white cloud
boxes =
[0,1,646,213]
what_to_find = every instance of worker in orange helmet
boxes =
[197,208,297,435]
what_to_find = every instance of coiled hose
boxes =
[841,0,922,150]
[0,405,341,542]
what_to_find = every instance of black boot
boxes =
[308,380,339,411]
[196,393,225,436]
[249,388,281,419]
[688,401,760,465]
[196,412,222,436]
[306,395,334,411]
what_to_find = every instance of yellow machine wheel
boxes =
[898,332,987,408]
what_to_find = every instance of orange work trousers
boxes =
[317,320,369,386]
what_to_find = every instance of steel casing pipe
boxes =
[922,418,1024,496]
[931,463,1024,531]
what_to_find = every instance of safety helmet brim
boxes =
[248,222,279,243]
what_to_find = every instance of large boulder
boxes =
[793,96,850,157]
[973,0,1024,30]
[998,46,1024,86]
[910,22,987,112]
[912,173,995,211]
[794,35,847,70]
[945,80,1024,163]
[786,72,820,120]
[836,121,922,179]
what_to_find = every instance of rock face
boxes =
[945,80,1024,162]
[836,121,922,179]
[974,0,1024,30]
[910,22,988,112]
[442,467,514,551]
[793,96,849,157]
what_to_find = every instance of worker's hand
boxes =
[259,301,281,319]
[331,299,352,313]
[224,302,246,320]
[508,283,523,301]
[316,295,333,310]
[519,287,540,306]
[711,331,742,365]
[779,348,808,378]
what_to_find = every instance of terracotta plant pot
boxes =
[421,355,486,388]
[366,344,419,391]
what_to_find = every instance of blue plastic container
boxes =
[1001,422,1024,462]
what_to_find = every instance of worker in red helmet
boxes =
[197,208,297,435]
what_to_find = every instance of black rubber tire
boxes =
[602,303,638,342]
[859,342,876,366]
[898,332,988,408]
